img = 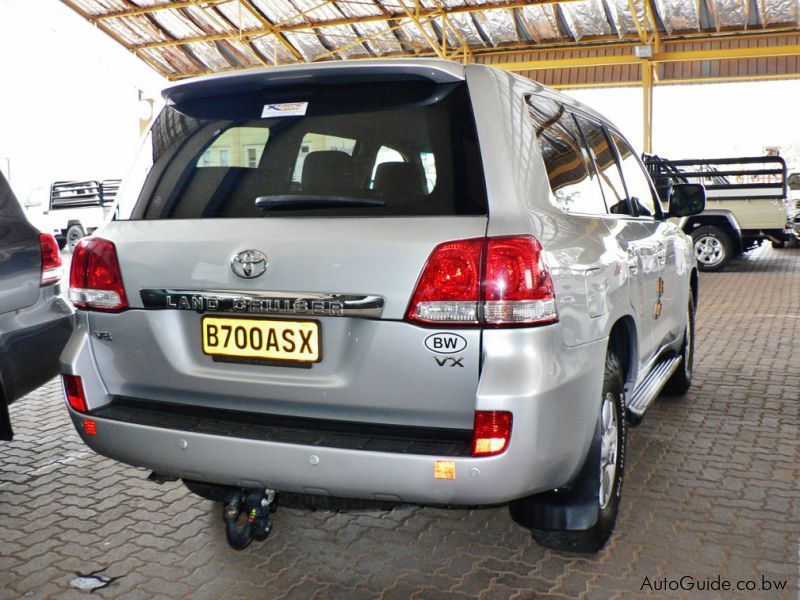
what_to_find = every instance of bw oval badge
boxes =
[424,333,467,355]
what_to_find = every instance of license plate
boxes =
[202,316,320,364]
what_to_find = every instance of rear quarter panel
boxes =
[465,65,643,481]
[465,65,635,351]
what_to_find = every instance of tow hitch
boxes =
[223,488,276,550]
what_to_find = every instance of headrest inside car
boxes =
[374,162,427,201]
[301,151,354,195]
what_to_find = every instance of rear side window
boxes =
[130,81,487,219]
[609,132,659,218]
[574,115,630,216]
[526,96,606,215]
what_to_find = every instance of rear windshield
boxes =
[128,81,487,219]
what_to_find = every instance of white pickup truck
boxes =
[31,180,120,251]
[645,155,790,270]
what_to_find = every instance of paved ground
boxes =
[2,243,800,599]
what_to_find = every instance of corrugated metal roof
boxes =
[61,0,800,79]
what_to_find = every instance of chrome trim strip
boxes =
[139,289,385,318]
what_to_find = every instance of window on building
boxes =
[197,127,269,169]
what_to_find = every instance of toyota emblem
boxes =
[231,250,268,279]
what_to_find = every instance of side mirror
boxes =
[669,183,705,218]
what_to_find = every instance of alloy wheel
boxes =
[598,392,619,510]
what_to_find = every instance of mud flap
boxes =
[509,422,601,531]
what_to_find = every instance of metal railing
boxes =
[643,155,787,201]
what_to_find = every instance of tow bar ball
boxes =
[223,488,276,550]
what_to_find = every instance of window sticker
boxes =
[261,102,308,118]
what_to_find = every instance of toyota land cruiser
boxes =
[60,59,703,553]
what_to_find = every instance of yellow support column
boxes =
[642,61,654,153]
[137,90,155,137]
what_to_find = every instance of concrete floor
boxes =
[2,243,799,599]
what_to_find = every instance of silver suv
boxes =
[61,59,704,553]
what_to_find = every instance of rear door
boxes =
[89,78,489,430]
[573,115,662,364]
[608,131,681,353]
[0,173,40,315]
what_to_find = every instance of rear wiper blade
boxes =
[255,195,386,211]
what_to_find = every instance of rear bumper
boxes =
[62,319,606,505]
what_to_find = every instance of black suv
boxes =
[0,171,74,439]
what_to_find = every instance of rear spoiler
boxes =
[163,59,465,106]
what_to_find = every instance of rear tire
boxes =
[664,290,695,396]
[66,224,85,252]
[519,351,627,553]
[691,226,732,272]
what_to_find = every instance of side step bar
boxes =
[626,356,682,420]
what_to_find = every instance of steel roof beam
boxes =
[493,41,800,71]
[126,0,579,51]
[93,0,231,21]
[236,0,305,61]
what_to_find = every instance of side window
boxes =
[526,96,606,215]
[574,115,630,216]
[197,126,269,169]
[610,132,658,218]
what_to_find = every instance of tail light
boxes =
[472,411,512,456]
[407,235,557,326]
[62,375,88,414]
[69,237,128,311]
[405,238,483,324]
[39,234,63,285]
